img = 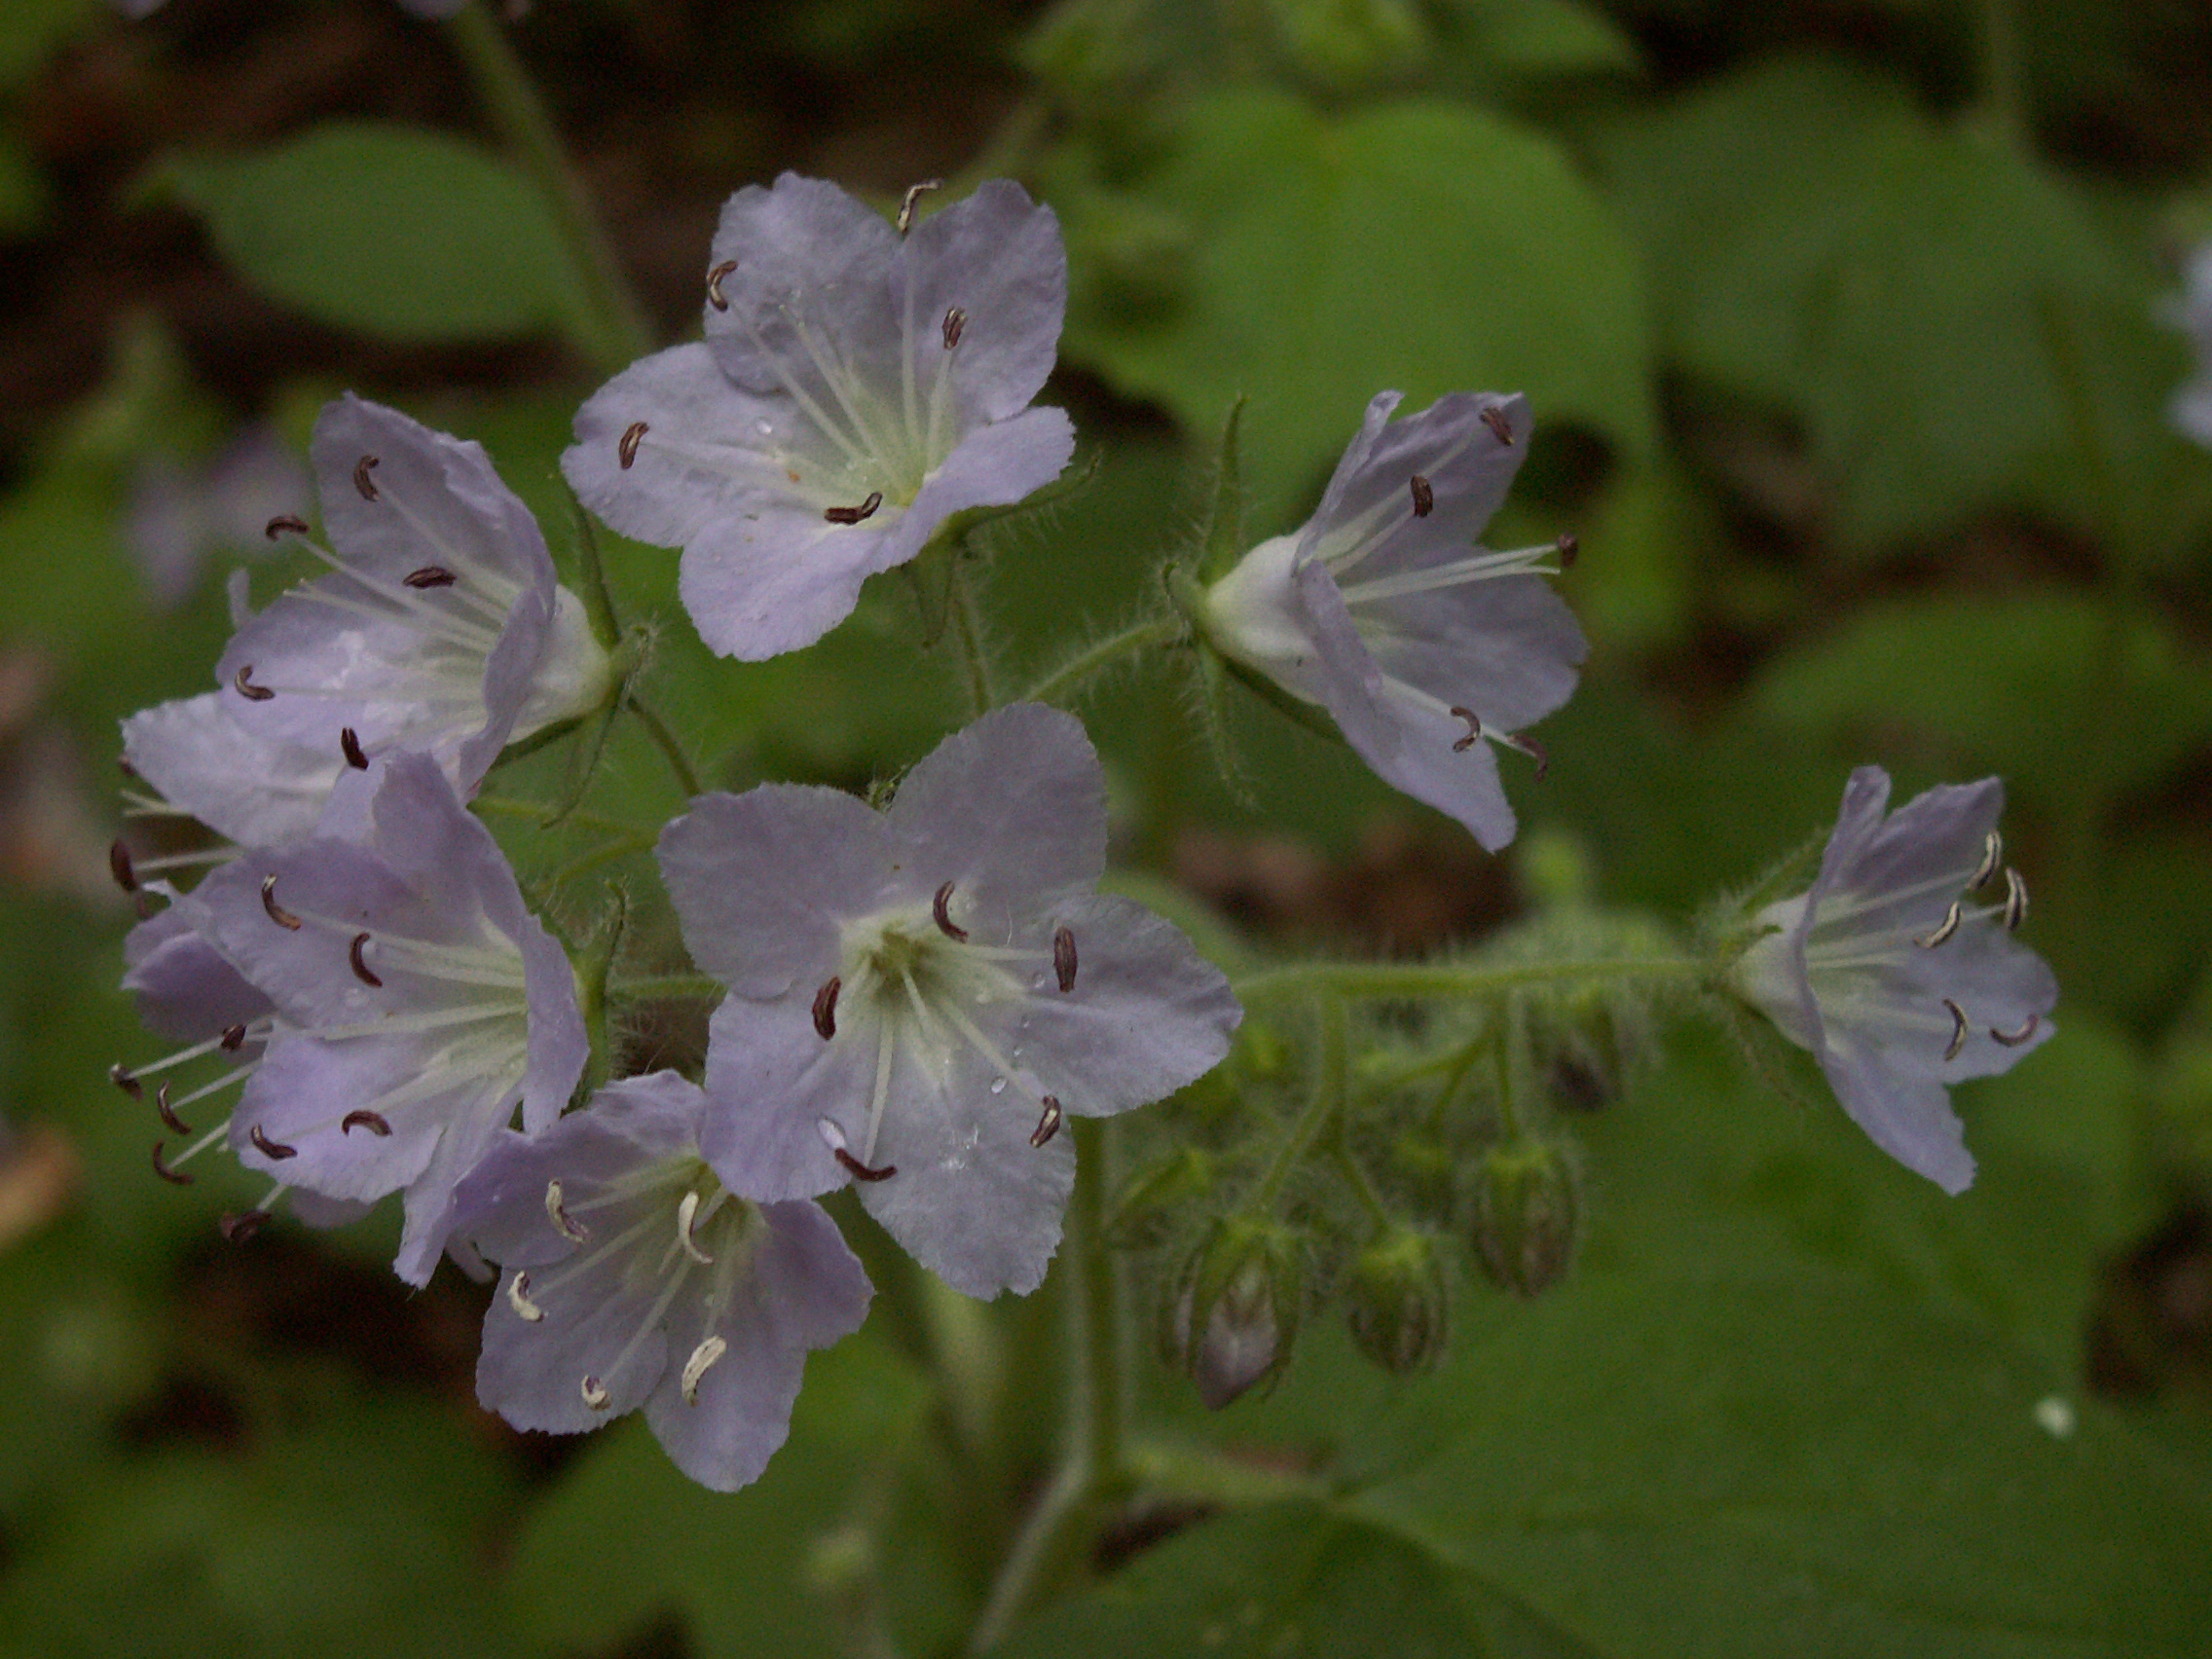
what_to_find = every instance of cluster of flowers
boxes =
[109,173,2055,1490]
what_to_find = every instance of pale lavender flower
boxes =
[215,394,610,798]
[191,754,586,1283]
[451,1071,871,1492]
[1728,767,2057,1194]
[658,703,1240,1298]
[563,174,1074,660]
[1199,391,1586,850]
[2167,241,2212,448]
[121,691,348,849]
[126,424,310,609]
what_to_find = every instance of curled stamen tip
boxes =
[681,1335,728,1405]
[833,1146,898,1183]
[824,491,883,526]
[1053,925,1078,993]
[508,1272,544,1322]
[348,931,382,988]
[234,663,275,702]
[2003,867,2029,932]
[249,1124,297,1161]
[812,976,840,1041]
[1480,405,1516,446]
[706,259,736,311]
[1991,1012,2041,1048]
[340,726,369,770]
[941,306,967,350]
[108,839,137,892]
[932,879,969,941]
[1448,706,1482,754]
[1914,898,1963,950]
[1940,998,1970,1062]
[155,1084,189,1135]
[220,1022,247,1051]
[353,455,380,501]
[1555,532,1579,568]
[1408,473,1434,517]
[580,1375,611,1412]
[151,1141,193,1186]
[260,873,302,931]
[619,422,647,470]
[218,1208,269,1243]
[676,1190,715,1266]
[263,514,309,540]
[1972,830,2003,891]
[1506,731,1550,782]
[110,1061,143,1099]
[1030,1095,1063,1149]
[545,1178,589,1243]
[341,1109,391,1137]
[897,178,941,235]
[401,566,456,590]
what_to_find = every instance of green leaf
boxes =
[153,123,600,351]
[1053,90,1653,524]
[1592,56,2142,550]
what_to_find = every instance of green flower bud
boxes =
[1105,1146,1216,1247]
[1473,1137,1581,1298]
[1344,1228,1448,1375]
[1163,1216,1303,1409]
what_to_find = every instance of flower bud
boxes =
[1163,1217,1303,1409]
[1344,1228,1448,1375]
[1473,1137,1581,1298]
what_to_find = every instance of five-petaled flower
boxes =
[451,1071,872,1492]
[1727,767,2057,1194]
[563,173,1074,661]
[1198,390,1586,851]
[657,702,1241,1297]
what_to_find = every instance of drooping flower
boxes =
[1726,767,2057,1194]
[214,394,610,798]
[1198,390,1586,851]
[191,754,587,1282]
[451,1071,871,1493]
[126,424,309,609]
[657,703,1240,1297]
[563,174,1074,661]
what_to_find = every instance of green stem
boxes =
[1254,998,1347,1208]
[947,557,999,715]
[1018,615,1186,707]
[1233,954,1705,1007]
[545,831,655,889]
[1976,0,2029,157]
[625,695,703,798]
[606,972,722,1004]
[447,2,654,375]
[566,488,622,650]
[474,794,650,838]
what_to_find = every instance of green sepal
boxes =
[1194,396,1250,583]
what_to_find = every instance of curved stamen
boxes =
[1991,1013,2041,1047]
[1479,406,1515,446]
[1449,707,1482,753]
[151,1140,194,1186]
[1030,1095,1063,1148]
[2003,868,2028,932]
[619,423,647,470]
[342,1110,392,1137]
[581,1375,610,1411]
[349,932,383,987]
[265,514,310,539]
[707,259,736,311]
[218,1208,269,1242]
[341,726,370,769]
[1914,900,1963,949]
[546,1178,590,1243]
[249,1124,297,1161]
[508,1271,544,1322]
[1408,474,1433,518]
[1053,926,1078,993]
[812,976,840,1040]
[941,307,966,350]
[156,1084,189,1135]
[1972,830,2003,891]
[261,873,303,931]
[1940,999,1969,1062]
[235,664,276,701]
[932,880,968,941]
[824,491,883,526]
[109,839,136,892]
[675,1190,715,1266]
[353,455,380,500]
[681,1335,728,1405]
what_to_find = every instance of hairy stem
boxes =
[1255,997,1347,1208]
[625,695,704,798]
[605,972,722,1004]
[1018,614,1186,707]
[1233,954,1705,1006]
[947,556,999,715]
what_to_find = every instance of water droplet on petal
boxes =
[755,420,775,436]
[989,1076,1008,1094]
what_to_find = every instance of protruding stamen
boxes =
[619,422,647,470]
[342,1110,391,1137]
[897,178,941,235]
[706,259,736,311]
[110,1062,143,1100]
[260,873,302,931]
[1991,1013,2041,1048]
[1555,533,1578,569]
[824,491,883,526]
[219,1209,269,1242]
[834,1146,898,1182]
[108,839,137,892]
[675,1190,715,1265]
[249,1124,296,1161]
[1480,406,1515,446]
[1502,731,1550,782]
[402,566,456,589]
[1914,900,1963,949]
[152,1141,193,1186]
[353,455,380,501]
[1409,474,1433,518]
[1053,926,1078,993]
[1030,1095,1063,1148]
[264,514,309,539]
[681,1335,727,1405]
[1449,706,1482,753]
[933,880,968,941]
[812,976,840,1040]
[546,1178,589,1242]
[580,1374,610,1411]
[508,1271,544,1322]
[156,1084,189,1135]
[220,1023,247,1052]
[1940,998,1969,1062]
[341,726,370,769]
[234,664,276,701]
[344,933,382,988]
[1971,830,2003,891]
[2002,868,2028,932]
[941,306,966,349]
